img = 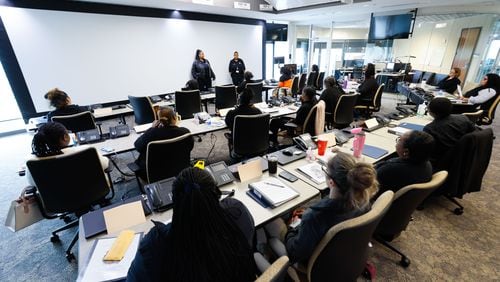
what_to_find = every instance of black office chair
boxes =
[331,93,358,129]
[128,95,156,125]
[231,113,270,160]
[430,73,448,86]
[26,147,111,262]
[298,73,307,94]
[316,72,325,91]
[354,83,385,117]
[51,111,97,133]
[462,110,484,124]
[307,71,319,89]
[421,72,435,85]
[215,85,237,110]
[290,75,299,97]
[374,171,448,267]
[411,70,424,83]
[352,67,363,80]
[478,94,500,125]
[175,90,202,119]
[246,82,264,103]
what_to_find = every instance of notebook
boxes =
[353,144,389,159]
[296,162,325,184]
[248,178,299,208]
[398,122,424,131]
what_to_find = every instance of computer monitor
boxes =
[386,62,395,72]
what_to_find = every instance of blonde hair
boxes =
[452,67,461,77]
[157,106,178,127]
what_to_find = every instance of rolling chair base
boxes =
[50,219,79,262]
[375,236,411,268]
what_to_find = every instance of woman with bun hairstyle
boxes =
[44,88,86,120]
[284,152,378,264]
[133,106,194,180]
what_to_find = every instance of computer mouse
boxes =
[282,149,293,156]
[293,150,302,155]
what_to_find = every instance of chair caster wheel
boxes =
[50,235,60,243]
[63,216,73,223]
[66,253,75,262]
[454,208,464,215]
[400,256,410,268]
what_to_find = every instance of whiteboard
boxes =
[0,7,263,112]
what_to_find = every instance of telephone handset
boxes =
[293,133,317,151]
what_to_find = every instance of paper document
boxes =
[218,108,233,117]
[80,233,142,282]
[249,177,299,207]
[134,123,152,133]
[103,201,146,235]
[238,159,263,182]
[387,127,410,136]
[296,162,325,184]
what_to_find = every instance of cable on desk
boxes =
[206,133,217,163]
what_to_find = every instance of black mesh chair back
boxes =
[307,191,393,282]
[316,72,325,90]
[333,93,358,128]
[175,90,202,119]
[422,72,435,84]
[51,111,96,133]
[298,73,307,93]
[246,82,263,103]
[128,95,156,125]
[412,70,424,83]
[291,76,299,97]
[26,147,110,214]
[146,133,193,183]
[429,73,448,86]
[232,113,270,158]
[215,85,237,110]
[307,72,319,89]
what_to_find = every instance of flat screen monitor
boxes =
[386,62,395,71]
[266,23,288,42]
[393,63,405,73]
[368,14,413,41]
[274,56,285,64]
[344,59,364,68]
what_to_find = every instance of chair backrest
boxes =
[412,70,424,83]
[307,191,394,282]
[246,82,263,103]
[128,95,156,125]
[316,72,325,90]
[215,85,237,110]
[422,72,435,84]
[298,73,307,93]
[51,111,96,133]
[462,110,484,124]
[146,133,193,183]
[371,83,385,110]
[333,93,358,127]
[291,76,299,97]
[233,113,270,157]
[255,256,289,282]
[375,171,448,239]
[26,147,110,214]
[352,67,363,80]
[175,90,202,119]
[307,72,318,89]
[303,100,325,136]
[481,94,500,125]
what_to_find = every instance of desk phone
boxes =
[76,129,101,144]
[208,161,235,187]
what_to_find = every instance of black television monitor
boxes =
[266,23,288,42]
[273,56,285,64]
[368,14,413,41]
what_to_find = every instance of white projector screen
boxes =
[0,7,263,112]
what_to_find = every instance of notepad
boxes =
[134,123,152,133]
[296,162,325,184]
[358,144,389,159]
[248,177,299,207]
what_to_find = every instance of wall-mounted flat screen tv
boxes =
[368,14,413,41]
[266,23,288,41]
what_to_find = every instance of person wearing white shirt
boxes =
[461,73,499,114]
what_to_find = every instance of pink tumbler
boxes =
[351,128,366,158]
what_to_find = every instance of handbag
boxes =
[5,186,44,232]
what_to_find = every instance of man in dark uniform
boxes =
[228,51,246,86]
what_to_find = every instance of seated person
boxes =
[27,122,108,185]
[181,79,199,91]
[356,63,379,106]
[461,73,499,116]
[127,167,255,281]
[237,71,255,94]
[375,130,434,195]
[133,106,194,180]
[225,88,262,133]
[437,67,461,94]
[278,66,293,89]
[320,76,343,115]
[284,152,378,264]
[269,86,317,144]
[306,64,319,89]
[44,88,86,120]
[423,98,476,167]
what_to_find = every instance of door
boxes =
[452,27,482,84]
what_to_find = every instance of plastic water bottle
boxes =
[306,147,315,162]
[417,102,426,116]
[438,90,444,97]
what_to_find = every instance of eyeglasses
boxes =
[321,165,333,179]
[396,137,401,143]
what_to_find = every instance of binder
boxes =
[248,178,299,208]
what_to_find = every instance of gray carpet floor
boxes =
[0,93,498,281]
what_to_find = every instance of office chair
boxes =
[254,255,290,282]
[316,72,325,91]
[298,73,307,94]
[433,128,493,215]
[374,171,448,267]
[267,191,394,282]
[421,72,435,85]
[246,81,264,103]
[478,94,500,125]
[330,93,358,129]
[231,113,270,160]
[307,71,319,89]
[215,85,237,110]
[411,70,424,83]
[462,110,484,124]
[128,95,156,125]
[285,100,325,137]
[26,147,111,262]
[175,90,202,119]
[354,83,385,117]
[290,75,299,97]
[51,111,98,133]
[352,67,363,80]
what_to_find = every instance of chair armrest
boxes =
[255,254,290,282]
[269,237,288,257]
[127,162,140,173]
[284,122,298,128]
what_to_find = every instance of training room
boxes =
[0,0,499,281]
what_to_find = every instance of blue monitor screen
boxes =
[369,14,413,41]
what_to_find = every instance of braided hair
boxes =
[31,122,68,157]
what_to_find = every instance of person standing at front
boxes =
[191,49,216,91]
[229,51,246,86]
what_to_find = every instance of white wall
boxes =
[0,7,263,112]
[393,14,496,83]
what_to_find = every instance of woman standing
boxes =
[191,49,216,91]
[228,51,246,86]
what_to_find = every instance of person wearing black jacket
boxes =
[319,76,343,115]
[133,106,194,180]
[44,88,86,120]
[356,63,379,106]
[228,51,246,86]
[306,64,319,89]
[191,49,216,91]
[237,71,255,94]
[225,88,262,132]
[437,67,461,94]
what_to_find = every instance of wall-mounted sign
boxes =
[259,4,273,11]
[234,2,251,10]
[192,0,214,5]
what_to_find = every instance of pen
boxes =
[264,182,285,188]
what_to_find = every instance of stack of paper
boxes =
[248,177,299,207]
[387,126,410,136]
[296,162,325,184]
[134,123,152,133]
